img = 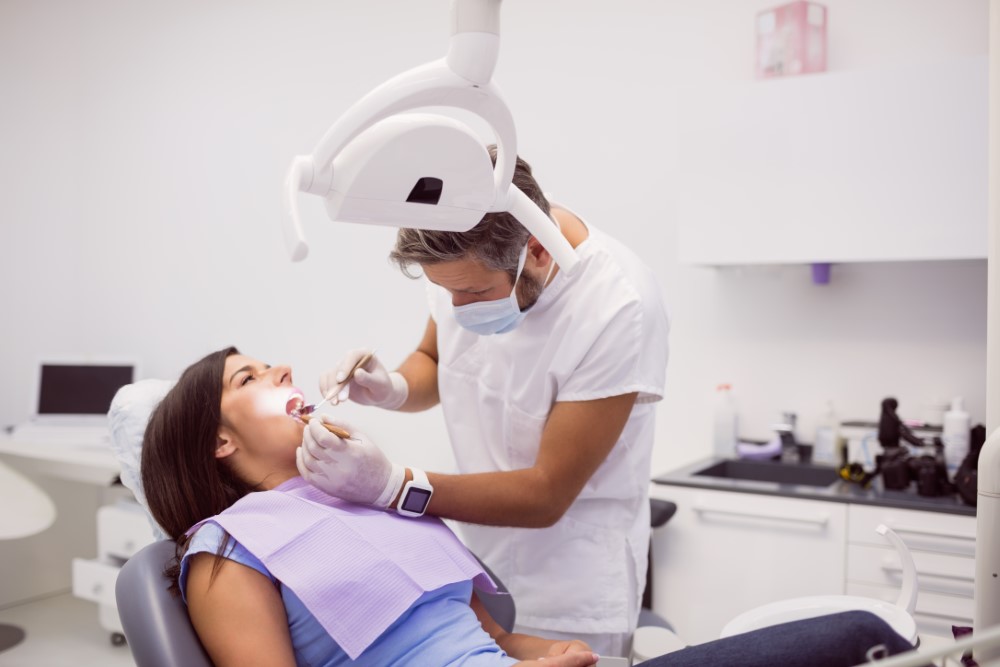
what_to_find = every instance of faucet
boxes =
[774,412,799,463]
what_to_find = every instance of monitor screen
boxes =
[37,364,134,415]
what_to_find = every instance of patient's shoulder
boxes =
[179,522,276,603]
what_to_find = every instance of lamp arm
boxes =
[447,0,502,84]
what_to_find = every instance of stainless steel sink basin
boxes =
[693,459,841,487]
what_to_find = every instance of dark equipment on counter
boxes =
[954,424,987,507]
[878,398,926,450]
[877,438,955,497]
[880,447,912,490]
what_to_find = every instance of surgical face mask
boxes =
[453,214,561,336]
[453,245,530,336]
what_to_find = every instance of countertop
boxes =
[653,457,976,517]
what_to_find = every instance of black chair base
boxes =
[0,623,26,652]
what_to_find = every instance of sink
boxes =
[693,459,841,488]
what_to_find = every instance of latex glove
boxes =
[320,348,408,410]
[296,415,405,509]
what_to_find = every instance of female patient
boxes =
[141,346,595,667]
[141,346,917,667]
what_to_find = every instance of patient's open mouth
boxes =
[286,390,305,418]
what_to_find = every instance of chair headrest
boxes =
[108,379,174,539]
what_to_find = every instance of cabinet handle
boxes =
[888,525,975,542]
[694,505,829,527]
[914,610,975,624]
[881,562,975,584]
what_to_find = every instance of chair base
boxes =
[0,623,26,652]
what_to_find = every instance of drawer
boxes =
[72,558,120,607]
[847,544,975,599]
[98,503,157,559]
[848,505,976,557]
[847,582,974,640]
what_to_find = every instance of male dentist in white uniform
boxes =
[298,148,670,656]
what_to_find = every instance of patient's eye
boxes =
[240,373,255,386]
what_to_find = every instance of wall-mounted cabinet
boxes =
[676,57,988,265]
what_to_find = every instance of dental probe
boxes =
[297,412,354,440]
[299,351,375,416]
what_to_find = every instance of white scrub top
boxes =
[429,216,670,635]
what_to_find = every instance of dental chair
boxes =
[115,539,517,667]
[114,507,680,667]
[114,499,678,667]
[108,380,681,666]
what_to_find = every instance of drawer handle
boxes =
[881,563,975,584]
[92,583,103,596]
[888,525,975,542]
[694,505,829,527]
[914,610,975,624]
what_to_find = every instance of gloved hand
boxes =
[296,415,405,509]
[320,348,409,410]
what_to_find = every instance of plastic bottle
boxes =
[813,401,840,466]
[713,384,738,458]
[942,396,971,475]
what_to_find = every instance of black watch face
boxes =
[401,487,432,513]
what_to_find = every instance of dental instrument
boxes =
[282,0,579,274]
[297,413,353,441]
[299,351,375,416]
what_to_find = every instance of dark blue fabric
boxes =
[639,611,920,667]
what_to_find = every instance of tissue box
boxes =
[756,1,827,79]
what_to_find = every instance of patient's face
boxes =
[219,354,304,472]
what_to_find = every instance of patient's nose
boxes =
[269,364,293,385]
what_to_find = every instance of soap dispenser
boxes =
[813,401,839,466]
[712,384,738,458]
[943,397,970,476]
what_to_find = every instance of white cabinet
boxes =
[651,486,847,644]
[676,57,988,265]
[846,505,976,639]
[650,484,977,645]
[72,500,157,641]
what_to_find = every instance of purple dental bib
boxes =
[186,476,497,659]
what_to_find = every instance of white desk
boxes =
[0,429,150,643]
[0,432,120,486]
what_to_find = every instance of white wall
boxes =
[0,0,989,600]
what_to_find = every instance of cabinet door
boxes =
[847,505,976,557]
[676,57,988,265]
[651,486,847,644]
[846,504,976,639]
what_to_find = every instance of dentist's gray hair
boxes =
[389,145,551,281]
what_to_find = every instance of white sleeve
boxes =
[558,299,668,405]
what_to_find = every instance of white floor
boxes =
[0,593,135,667]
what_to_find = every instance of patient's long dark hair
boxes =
[141,346,256,592]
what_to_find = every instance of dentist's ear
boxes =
[215,430,237,459]
[526,236,552,267]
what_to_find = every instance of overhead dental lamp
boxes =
[282,0,578,272]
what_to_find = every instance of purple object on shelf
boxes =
[812,262,831,284]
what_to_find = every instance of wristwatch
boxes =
[396,468,434,518]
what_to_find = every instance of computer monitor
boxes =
[33,362,135,423]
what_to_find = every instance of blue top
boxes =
[180,523,517,667]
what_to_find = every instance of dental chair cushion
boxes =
[108,379,174,539]
[116,539,212,667]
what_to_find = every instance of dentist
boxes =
[298,148,670,656]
